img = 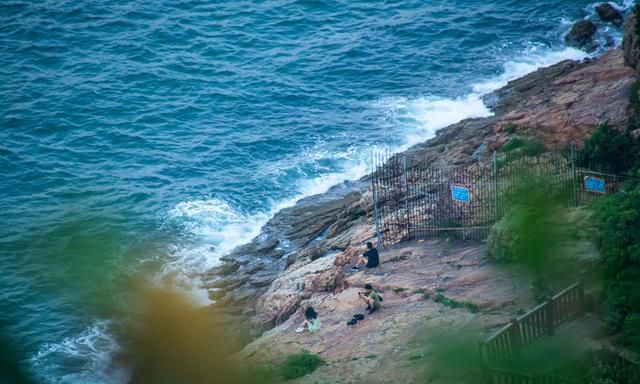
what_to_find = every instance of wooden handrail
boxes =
[484,323,513,344]
[480,281,585,368]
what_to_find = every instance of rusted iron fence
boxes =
[371,149,624,248]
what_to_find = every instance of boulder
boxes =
[565,20,598,51]
[596,3,623,26]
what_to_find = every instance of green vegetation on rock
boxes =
[280,351,326,380]
[576,122,640,174]
[500,135,545,158]
[433,293,480,313]
[502,122,517,134]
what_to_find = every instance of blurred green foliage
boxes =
[576,122,639,174]
[280,351,325,380]
[595,178,640,352]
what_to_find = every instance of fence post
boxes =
[570,140,578,207]
[493,150,499,221]
[546,299,555,336]
[577,281,585,315]
[479,341,490,384]
[403,155,410,241]
[510,318,522,356]
[371,151,383,248]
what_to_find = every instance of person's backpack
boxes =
[373,289,383,302]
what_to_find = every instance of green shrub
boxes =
[620,314,640,351]
[577,123,639,174]
[502,122,517,134]
[280,351,325,380]
[501,136,545,157]
[596,178,640,352]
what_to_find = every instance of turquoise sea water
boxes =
[0,0,632,382]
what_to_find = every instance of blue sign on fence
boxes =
[451,185,470,202]
[584,176,606,194]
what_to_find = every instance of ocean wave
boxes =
[159,44,594,308]
[24,2,627,382]
[30,320,129,384]
[472,46,588,94]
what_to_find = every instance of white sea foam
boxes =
[31,320,129,384]
[471,47,588,95]
[161,45,595,307]
[31,9,623,384]
[374,93,493,151]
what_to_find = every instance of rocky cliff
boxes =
[200,11,640,383]
[203,47,635,337]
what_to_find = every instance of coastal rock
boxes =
[239,240,544,383]
[565,20,598,51]
[495,50,635,147]
[596,3,623,26]
[203,46,636,352]
[623,11,640,74]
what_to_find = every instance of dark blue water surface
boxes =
[0,0,631,382]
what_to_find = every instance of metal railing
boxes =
[371,150,625,248]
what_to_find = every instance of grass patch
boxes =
[392,287,407,293]
[280,351,325,380]
[433,294,480,313]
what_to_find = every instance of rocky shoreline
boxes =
[201,6,640,378]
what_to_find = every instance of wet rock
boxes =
[605,35,616,48]
[205,260,240,277]
[565,20,598,51]
[596,3,623,26]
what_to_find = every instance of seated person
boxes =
[353,242,379,269]
[297,307,321,333]
[358,283,381,314]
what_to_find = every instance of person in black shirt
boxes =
[352,242,379,269]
